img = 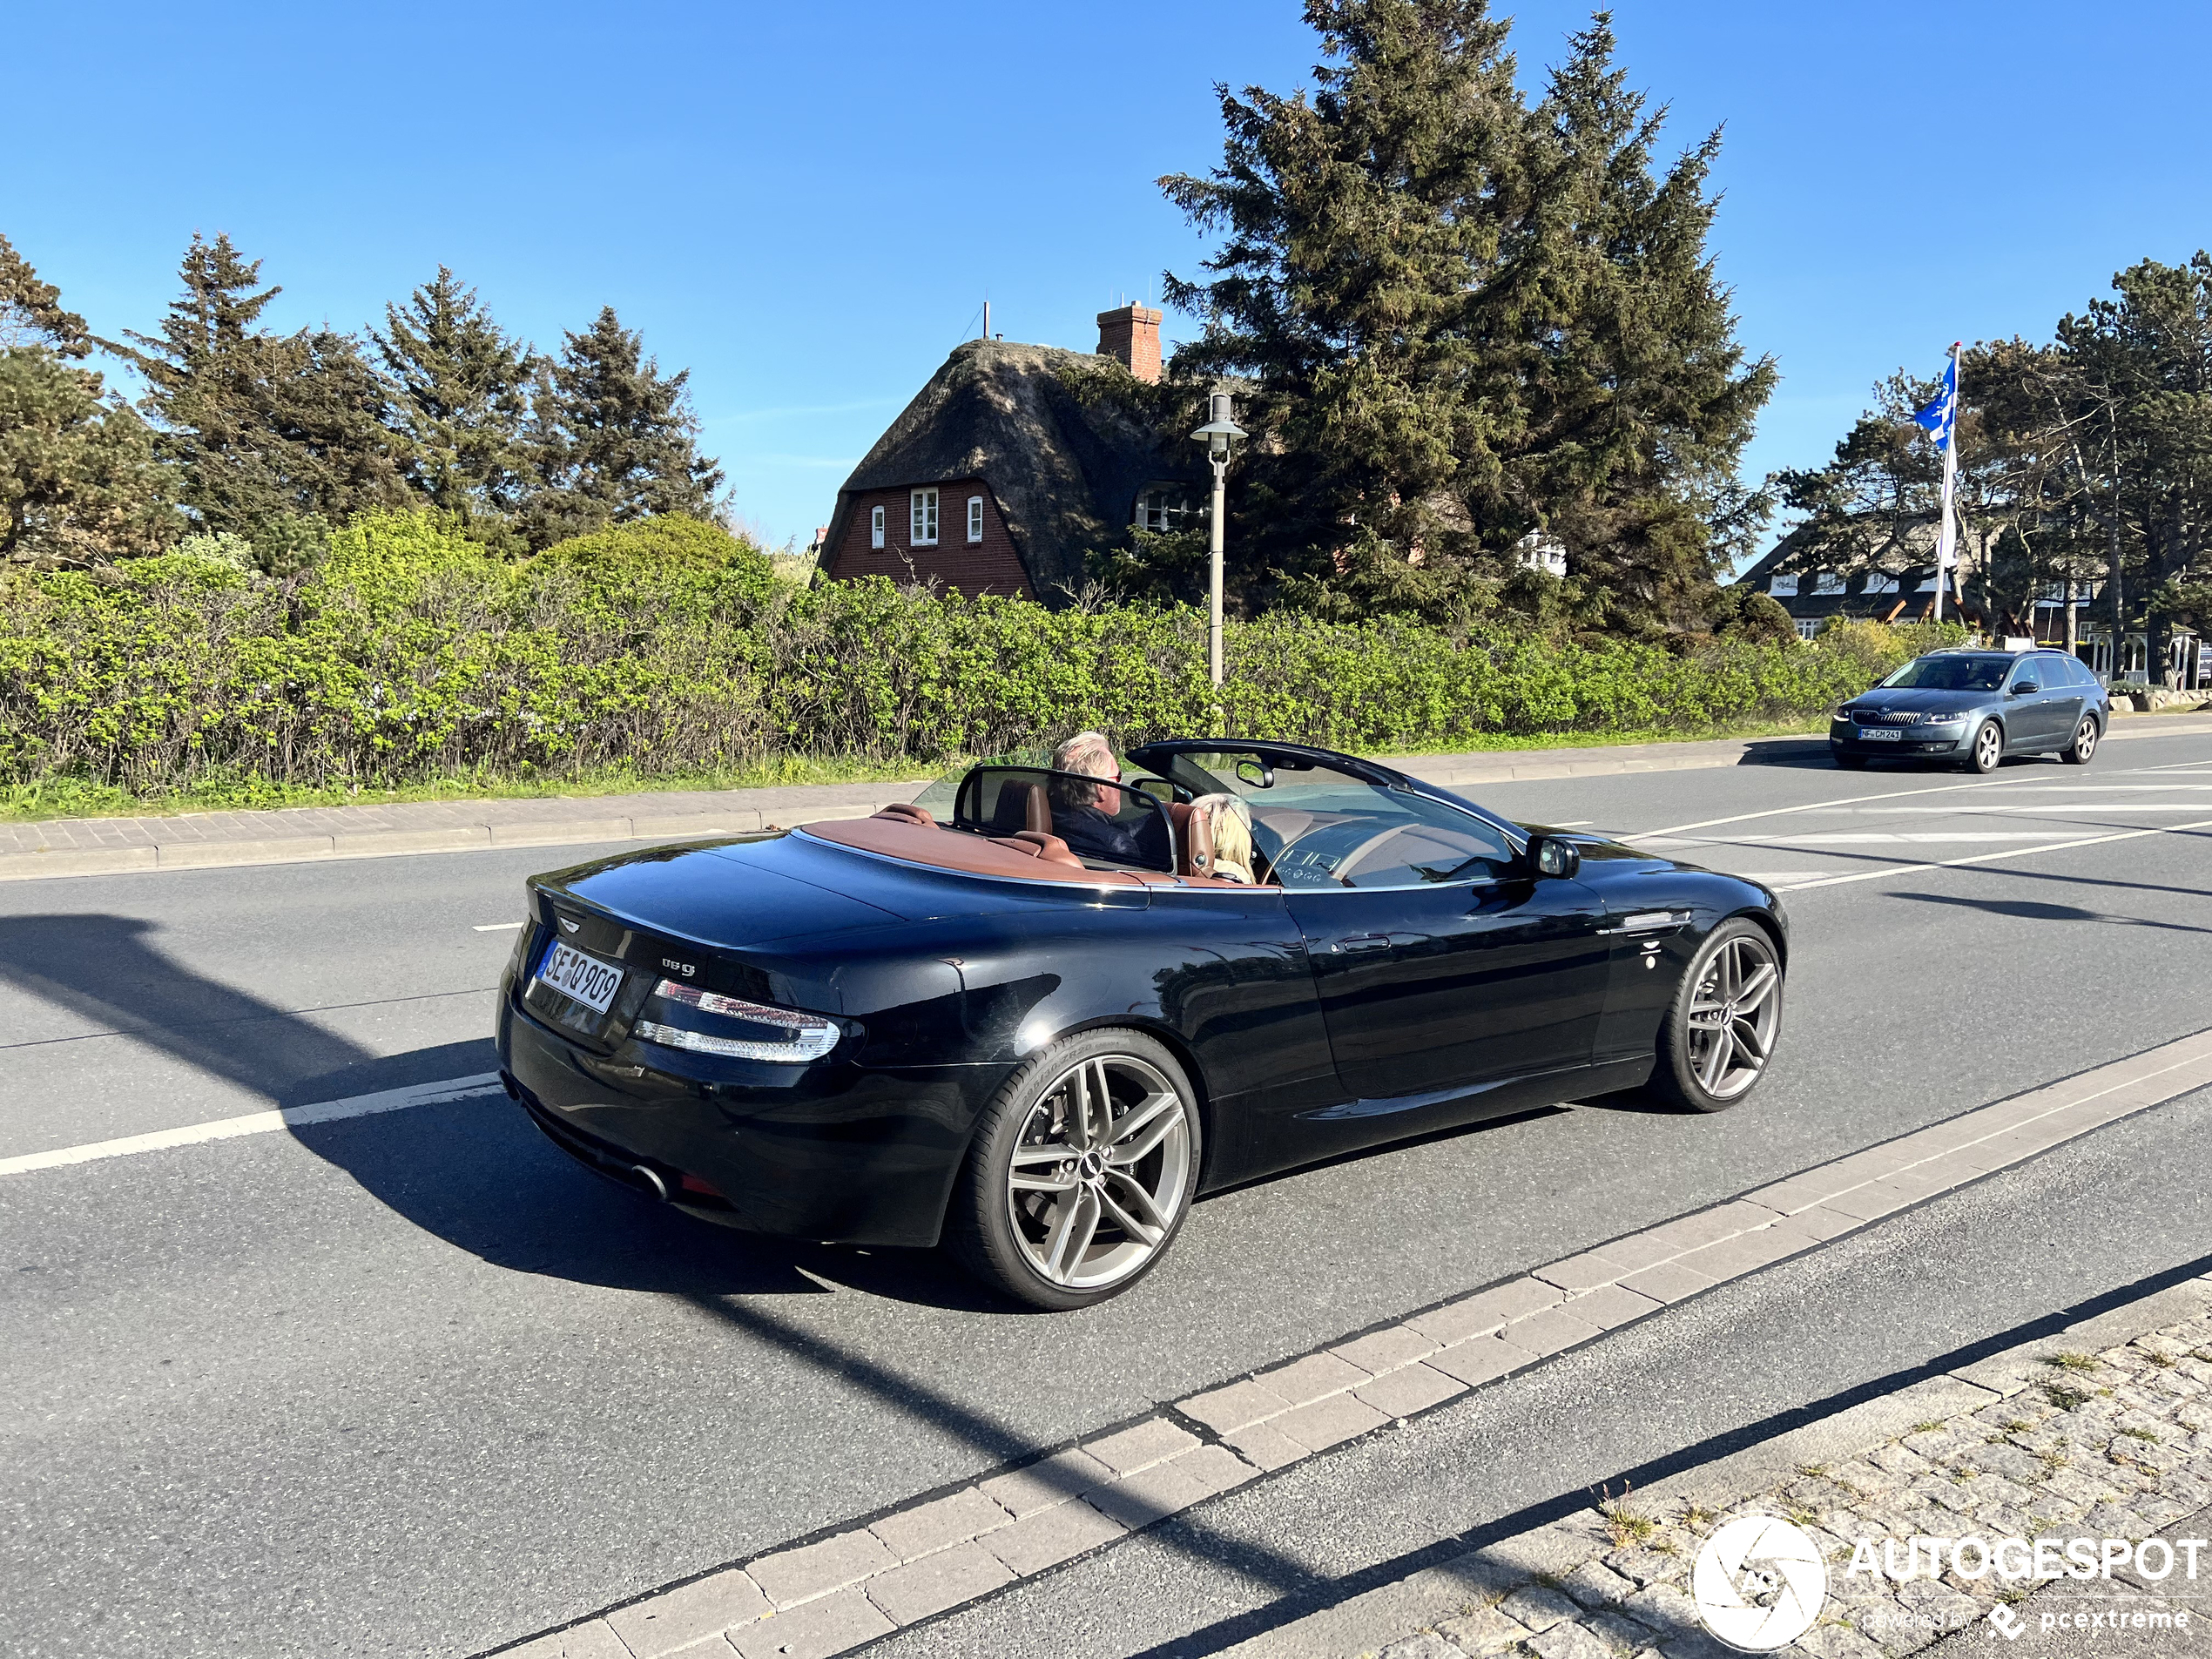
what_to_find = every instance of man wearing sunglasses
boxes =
[1049,731,1168,868]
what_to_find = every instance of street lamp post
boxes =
[1190,391,1245,699]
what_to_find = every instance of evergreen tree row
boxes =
[2,232,722,569]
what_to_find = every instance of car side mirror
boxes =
[1529,834,1581,879]
[2010,679,2039,696]
[1235,759,1275,789]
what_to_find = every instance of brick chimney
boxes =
[1096,303,1163,383]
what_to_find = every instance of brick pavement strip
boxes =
[1276,1283,2212,1659]
[478,1031,2212,1659]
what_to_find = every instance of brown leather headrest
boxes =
[990,831,1082,867]
[874,802,936,828]
[1021,783,1051,835]
[1170,801,1214,877]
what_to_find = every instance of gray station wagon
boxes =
[1828,649,2112,773]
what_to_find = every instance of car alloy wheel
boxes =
[952,1030,1199,1310]
[2062,717,2099,765]
[1651,920,1783,1113]
[1966,719,2003,774]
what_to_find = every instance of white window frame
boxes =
[911,488,940,547]
[870,505,886,550]
[1812,571,1845,596]
[967,495,984,544]
[1795,618,1821,641]
[1767,573,1797,597]
[1864,571,1898,594]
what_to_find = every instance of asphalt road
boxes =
[3,725,2209,1659]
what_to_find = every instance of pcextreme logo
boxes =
[1692,1514,1829,1651]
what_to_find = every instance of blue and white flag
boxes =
[1912,353,1958,451]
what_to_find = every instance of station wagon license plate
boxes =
[536,941,624,1014]
[1859,727,1902,742]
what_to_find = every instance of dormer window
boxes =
[911,488,939,547]
[1865,571,1898,594]
[1812,572,1844,595]
[870,506,886,550]
[1134,485,1199,534]
[1767,573,1797,597]
[968,495,985,543]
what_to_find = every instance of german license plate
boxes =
[1859,727,1902,742]
[536,941,624,1013]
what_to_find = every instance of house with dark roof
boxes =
[817,306,1209,604]
[1732,518,1971,638]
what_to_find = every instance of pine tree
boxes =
[0,233,91,357]
[1161,3,1773,632]
[520,306,724,549]
[118,233,403,558]
[371,268,534,528]
[0,236,176,564]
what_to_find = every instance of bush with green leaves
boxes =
[0,510,1958,797]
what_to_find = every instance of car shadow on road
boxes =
[0,910,971,1305]
[1885,888,2212,936]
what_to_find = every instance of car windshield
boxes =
[1143,748,1520,890]
[1878,654,2015,692]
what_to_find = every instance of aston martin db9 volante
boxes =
[496,741,1788,1308]
[1829,647,2111,772]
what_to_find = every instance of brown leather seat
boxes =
[1168,802,1215,878]
[1020,783,1051,835]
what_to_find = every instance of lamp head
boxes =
[1190,391,1245,457]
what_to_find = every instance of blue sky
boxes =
[10,2,2209,562]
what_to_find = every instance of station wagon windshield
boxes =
[1878,654,2014,691]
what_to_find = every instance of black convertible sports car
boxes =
[496,741,1788,1309]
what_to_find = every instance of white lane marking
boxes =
[1624,759,2210,842]
[1775,815,2212,891]
[474,921,524,932]
[1629,772,2054,840]
[1679,832,2079,846]
[1734,872,1828,882]
[1551,819,1594,827]
[0,1074,505,1177]
[1861,802,2212,813]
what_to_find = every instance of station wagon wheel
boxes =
[951,1030,1200,1311]
[1650,920,1784,1114]
[2061,716,2099,765]
[1966,719,2004,774]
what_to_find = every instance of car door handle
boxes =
[1334,934,1392,954]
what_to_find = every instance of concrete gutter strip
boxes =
[477,1029,2212,1659]
[1227,1279,2212,1659]
[6,713,2208,884]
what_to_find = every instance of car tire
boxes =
[948,1028,1202,1311]
[1834,752,1867,770]
[2060,716,2099,765]
[1964,718,2004,774]
[1649,919,1784,1115]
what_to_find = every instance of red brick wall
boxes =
[825,479,1035,600]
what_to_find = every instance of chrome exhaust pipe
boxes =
[630,1164,670,1203]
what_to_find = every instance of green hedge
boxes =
[0,512,1951,794]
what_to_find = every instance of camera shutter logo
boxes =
[1691,1514,1828,1650]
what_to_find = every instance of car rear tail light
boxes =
[635,980,840,1062]
[677,1171,725,1197]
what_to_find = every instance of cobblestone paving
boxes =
[1359,1298,2212,1659]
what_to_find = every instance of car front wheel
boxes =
[2061,716,2099,765]
[949,1029,1200,1311]
[1965,719,2004,774]
[1650,920,1784,1113]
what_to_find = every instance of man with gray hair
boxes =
[1048,731,1164,867]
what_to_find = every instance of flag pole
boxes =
[1934,341,1960,624]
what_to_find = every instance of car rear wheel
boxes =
[2061,716,2099,765]
[1649,920,1783,1114]
[949,1029,1200,1311]
[1964,719,2004,774]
